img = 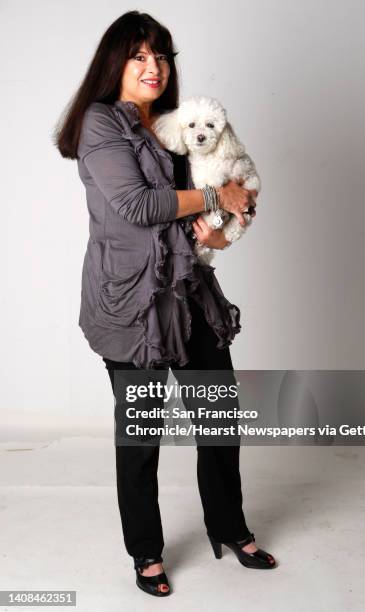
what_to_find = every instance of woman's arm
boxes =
[78,103,206,225]
[175,189,205,218]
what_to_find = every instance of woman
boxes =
[55,10,276,598]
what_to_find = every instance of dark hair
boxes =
[53,11,179,159]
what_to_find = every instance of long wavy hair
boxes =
[53,11,179,160]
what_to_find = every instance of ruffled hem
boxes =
[132,222,242,369]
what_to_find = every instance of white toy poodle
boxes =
[152,96,261,265]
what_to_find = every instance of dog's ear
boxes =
[152,109,188,154]
[215,121,245,159]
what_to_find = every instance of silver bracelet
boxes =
[201,185,220,212]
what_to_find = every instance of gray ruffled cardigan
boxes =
[76,100,241,368]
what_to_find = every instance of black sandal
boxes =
[134,556,171,596]
[207,532,277,569]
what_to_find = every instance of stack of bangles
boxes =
[201,184,256,215]
[201,185,220,212]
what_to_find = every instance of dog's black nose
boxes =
[197,134,206,143]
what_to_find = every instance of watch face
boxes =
[213,217,223,228]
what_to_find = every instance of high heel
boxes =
[134,556,171,596]
[207,532,277,569]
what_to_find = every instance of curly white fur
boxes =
[152,96,261,265]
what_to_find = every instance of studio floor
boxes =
[1,439,364,611]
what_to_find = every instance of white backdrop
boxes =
[1,0,364,436]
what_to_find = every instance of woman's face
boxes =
[120,41,170,108]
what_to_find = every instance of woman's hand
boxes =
[217,179,258,226]
[192,216,231,250]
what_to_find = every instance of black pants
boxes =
[103,297,251,558]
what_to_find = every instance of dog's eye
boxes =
[206,122,215,128]
[188,122,195,128]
